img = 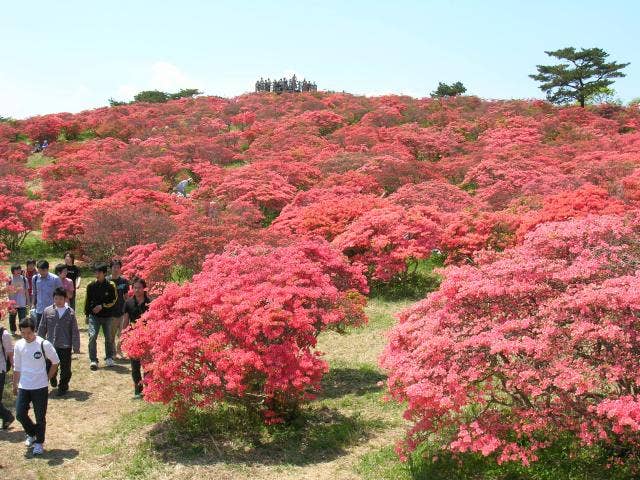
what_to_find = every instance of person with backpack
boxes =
[85,263,117,370]
[32,260,63,329]
[0,325,14,429]
[37,287,80,396]
[122,277,151,398]
[107,259,129,359]
[13,317,60,456]
[7,264,28,335]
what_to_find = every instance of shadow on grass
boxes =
[45,447,80,466]
[320,366,386,400]
[0,427,28,443]
[147,404,385,467]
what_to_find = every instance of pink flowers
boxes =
[381,212,640,463]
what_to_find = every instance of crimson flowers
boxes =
[122,239,367,422]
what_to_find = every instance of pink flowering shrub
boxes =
[382,212,640,465]
[122,239,368,422]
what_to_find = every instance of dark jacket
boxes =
[108,275,129,316]
[37,305,81,352]
[84,279,118,318]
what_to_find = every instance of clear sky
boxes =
[1,0,638,118]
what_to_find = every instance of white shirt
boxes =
[55,306,68,318]
[14,336,60,389]
[0,329,13,373]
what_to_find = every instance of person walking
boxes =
[13,317,60,456]
[85,263,117,370]
[122,277,151,398]
[37,287,80,396]
[7,265,29,335]
[0,325,14,429]
[32,260,63,329]
[107,260,129,359]
[54,264,75,301]
[63,253,81,310]
[24,259,36,308]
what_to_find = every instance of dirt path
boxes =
[0,327,140,480]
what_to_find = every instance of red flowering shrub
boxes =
[213,168,296,222]
[515,184,628,241]
[333,205,442,281]
[440,210,516,264]
[0,195,41,250]
[79,190,183,261]
[270,188,387,241]
[41,196,92,245]
[382,212,640,465]
[122,239,368,421]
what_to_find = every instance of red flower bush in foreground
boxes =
[382,212,640,464]
[122,239,368,422]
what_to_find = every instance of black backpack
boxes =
[0,327,11,372]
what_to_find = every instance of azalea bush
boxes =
[381,212,640,465]
[122,239,368,422]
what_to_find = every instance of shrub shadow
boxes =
[319,367,386,399]
[147,404,384,467]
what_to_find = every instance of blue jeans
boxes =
[87,315,113,363]
[16,387,48,443]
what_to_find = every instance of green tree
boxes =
[168,88,201,100]
[108,98,128,107]
[430,81,467,98]
[530,47,629,107]
[133,90,169,103]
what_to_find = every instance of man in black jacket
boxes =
[85,263,117,371]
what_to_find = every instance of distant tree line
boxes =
[255,75,317,94]
[108,88,201,107]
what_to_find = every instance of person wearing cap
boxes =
[84,263,117,370]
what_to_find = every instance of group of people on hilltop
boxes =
[0,254,151,457]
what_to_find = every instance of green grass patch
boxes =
[370,252,445,300]
[26,152,56,169]
[8,231,66,263]
[357,445,413,479]
[222,160,247,169]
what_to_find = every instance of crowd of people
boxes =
[0,253,151,456]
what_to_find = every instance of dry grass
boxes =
[0,271,412,480]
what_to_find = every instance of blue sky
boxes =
[1,0,638,118]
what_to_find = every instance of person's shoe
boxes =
[90,361,99,371]
[2,414,14,430]
[105,358,115,367]
[50,376,58,388]
[56,388,68,397]
[32,443,44,455]
[25,435,36,447]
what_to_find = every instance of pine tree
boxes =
[530,47,629,107]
